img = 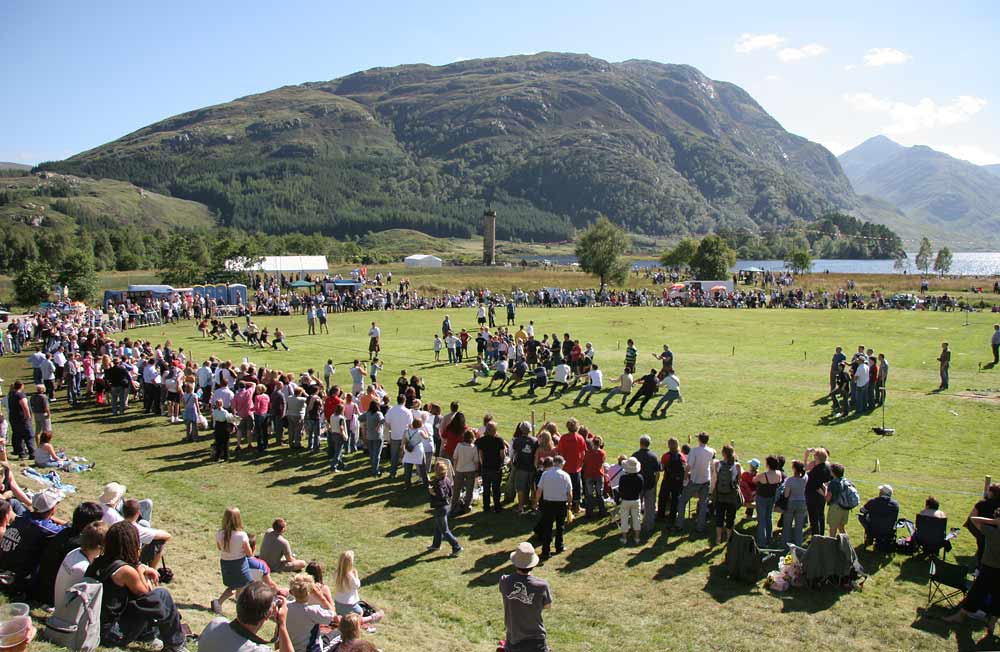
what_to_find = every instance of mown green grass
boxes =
[5,306,999,652]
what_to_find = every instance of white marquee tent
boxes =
[404,254,443,268]
[225,255,329,275]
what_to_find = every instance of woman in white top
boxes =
[212,506,253,614]
[333,550,363,616]
[402,416,430,488]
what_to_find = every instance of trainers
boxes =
[450,547,463,557]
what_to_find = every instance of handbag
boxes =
[158,558,174,584]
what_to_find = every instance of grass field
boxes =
[4,306,1000,652]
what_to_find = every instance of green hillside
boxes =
[43,52,856,242]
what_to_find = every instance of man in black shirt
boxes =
[475,422,509,513]
[0,489,66,592]
[32,501,104,605]
[105,358,132,416]
[6,381,34,459]
[510,423,539,514]
[624,369,659,414]
[631,435,662,535]
[805,448,832,538]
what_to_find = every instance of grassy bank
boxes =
[5,306,999,652]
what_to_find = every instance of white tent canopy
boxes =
[404,254,443,268]
[225,255,329,275]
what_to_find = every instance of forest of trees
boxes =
[714,213,904,260]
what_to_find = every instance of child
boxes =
[369,358,383,384]
[433,334,443,361]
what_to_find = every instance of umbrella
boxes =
[670,283,686,290]
[710,285,727,292]
[288,280,315,288]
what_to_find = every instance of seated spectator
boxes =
[53,521,108,601]
[32,500,104,605]
[0,499,11,539]
[198,580,292,652]
[99,482,154,527]
[286,572,337,652]
[85,521,187,652]
[331,614,378,652]
[0,489,66,592]
[858,484,901,550]
[33,431,95,472]
[0,461,32,516]
[122,499,171,568]
[259,518,307,573]
[334,550,365,617]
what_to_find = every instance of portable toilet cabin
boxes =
[228,283,248,307]
[192,285,206,302]
[215,284,229,304]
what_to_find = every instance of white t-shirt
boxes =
[133,521,157,546]
[216,529,250,560]
[53,548,91,601]
[334,572,361,606]
[587,369,603,388]
[101,505,124,525]
[285,601,336,652]
[687,445,716,484]
[553,364,571,383]
[385,405,412,441]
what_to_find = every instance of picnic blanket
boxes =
[21,467,78,495]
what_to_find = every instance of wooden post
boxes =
[531,410,535,433]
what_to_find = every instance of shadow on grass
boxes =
[361,551,434,588]
[653,543,723,581]
[702,563,762,604]
[910,608,985,652]
[462,549,512,588]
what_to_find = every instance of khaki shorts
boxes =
[828,503,850,531]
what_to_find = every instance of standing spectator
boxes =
[349,360,367,396]
[710,445,743,545]
[753,456,784,548]
[804,448,832,538]
[618,457,644,545]
[674,432,715,533]
[451,430,479,515]
[385,395,411,479]
[252,384,270,454]
[401,416,431,488]
[853,357,869,414]
[364,401,385,477]
[992,324,1000,366]
[656,438,686,525]
[825,463,854,536]
[556,419,586,513]
[476,421,508,513]
[367,323,380,360]
[181,383,200,443]
[532,456,572,560]
[938,342,951,389]
[500,542,552,652]
[781,461,810,549]
[829,347,846,391]
[6,381,34,459]
[510,422,539,514]
[632,435,661,534]
[211,399,239,462]
[270,381,286,446]
[286,388,307,449]
[212,507,253,614]
[426,461,462,556]
[581,436,607,518]
[30,385,52,444]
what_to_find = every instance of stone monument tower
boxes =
[482,209,497,265]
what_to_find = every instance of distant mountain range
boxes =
[42,52,856,242]
[0,162,31,170]
[839,136,1000,247]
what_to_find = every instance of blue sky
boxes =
[3,0,998,165]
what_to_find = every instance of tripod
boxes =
[873,386,895,435]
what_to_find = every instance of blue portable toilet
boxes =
[215,284,229,304]
[228,283,247,306]
[192,285,206,301]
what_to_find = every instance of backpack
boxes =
[666,452,685,484]
[836,479,861,510]
[715,461,737,497]
[43,578,103,652]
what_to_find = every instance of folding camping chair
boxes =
[898,515,961,559]
[927,558,972,610]
[723,531,783,582]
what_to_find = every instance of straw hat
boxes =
[623,457,641,474]
[510,541,540,570]
[99,482,127,506]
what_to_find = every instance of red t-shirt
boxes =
[443,428,465,458]
[582,448,607,480]
[558,433,587,473]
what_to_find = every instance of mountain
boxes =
[984,164,1000,178]
[839,136,1000,246]
[43,52,855,242]
[0,162,31,171]
[0,172,214,272]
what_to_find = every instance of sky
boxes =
[2,0,999,165]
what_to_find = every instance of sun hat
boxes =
[510,542,540,570]
[32,489,62,513]
[99,482,127,506]
[748,458,761,469]
[624,457,641,474]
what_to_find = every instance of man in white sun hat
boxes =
[500,541,552,652]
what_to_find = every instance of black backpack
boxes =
[666,452,685,484]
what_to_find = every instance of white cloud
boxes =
[734,33,785,53]
[818,140,850,155]
[927,144,1000,166]
[764,74,782,82]
[777,43,828,63]
[844,64,857,71]
[843,92,988,134]
[863,47,912,67]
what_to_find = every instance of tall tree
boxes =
[892,250,908,272]
[57,248,100,302]
[660,237,698,270]
[689,235,736,280]
[573,216,631,288]
[785,250,813,274]
[915,237,933,274]
[933,247,954,275]
[13,259,55,307]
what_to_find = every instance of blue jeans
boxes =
[783,501,808,549]
[940,365,949,388]
[854,385,868,413]
[327,432,344,471]
[389,440,403,477]
[306,418,321,452]
[600,387,628,407]
[675,481,709,530]
[755,494,775,547]
[652,391,679,413]
[368,439,384,476]
[574,384,600,403]
[254,415,269,451]
[431,505,460,551]
[111,386,128,415]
